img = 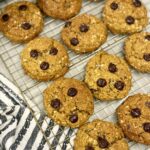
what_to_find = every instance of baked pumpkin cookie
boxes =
[74,119,129,150]
[21,37,69,81]
[124,32,150,73]
[61,14,108,53]
[0,1,44,43]
[38,0,82,20]
[85,51,132,101]
[43,78,94,128]
[117,94,150,144]
[103,0,148,34]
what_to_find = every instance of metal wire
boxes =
[0,0,150,149]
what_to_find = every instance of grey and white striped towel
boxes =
[0,74,76,150]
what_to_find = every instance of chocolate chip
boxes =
[143,53,150,61]
[97,137,109,148]
[114,81,125,90]
[51,99,61,109]
[2,14,9,22]
[21,22,31,30]
[69,114,78,123]
[145,35,150,41]
[108,63,117,73]
[143,122,150,133]
[19,5,28,10]
[145,101,150,108]
[70,38,79,46]
[65,21,71,27]
[125,16,135,25]
[49,47,58,55]
[40,62,49,70]
[85,145,94,150]
[130,108,141,118]
[30,50,39,58]
[67,88,78,97]
[133,0,141,7]
[80,24,89,32]
[110,2,118,10]
[97,78,107,87]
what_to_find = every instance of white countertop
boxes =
[0,57,12,80]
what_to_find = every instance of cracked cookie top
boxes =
[43,78,94,128]
[21,37,69,81]
[74,119,129,150]
[38,0,82,20]
[124,32,150,73]
[0,1,44,43]
[117,94,150,144]
[61,14,108,53]
[103,0,148,34]
[85,51,132,101]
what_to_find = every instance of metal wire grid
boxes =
[0,0,150,149]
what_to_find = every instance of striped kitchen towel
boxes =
[0,74,76,150]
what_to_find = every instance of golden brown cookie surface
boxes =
[74,119,129,150]
[117,94,150,144]
[85,51,132,101]
[124,32,150,73]
[21,37,69,81]
[0,1,44,43]
[103,0,148,34]
[43,78,94,128]
[61,14,108,53]
[38,0,82,20]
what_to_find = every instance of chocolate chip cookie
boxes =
[124,32,150,73]
[38,0,82,20]
[85,51,132,101]
[103,0,148,34]
[0,1,44,43]
[43,78,94,128]
[61,14,108,53]
[21,37,69,81]
[117,94,150,144]
[74,119,129,150]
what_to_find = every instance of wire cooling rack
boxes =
[0,0,150,149]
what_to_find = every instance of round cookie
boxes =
[74,119,129,150]
[43,78,94,128]
[38,0,82,20]
[103,0,148,34]
[0,1,44,43]
[21,37,69,81]
[117,94,150,145]
[124,32,150,73]
[85,51,132,101]
[61,14,108,53]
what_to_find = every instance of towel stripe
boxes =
[24,114,45,150]
[37,120,54,150]
[10,113,33,150]
[0,99,7,108]
[0,114,7,124]
[16,107,25,125]
[5,107,15,115]
[1,129,15,150]
[62,128,75,149]
[51,126,65,149]
[0,117,15,134]
[0,86,18,106]
[0,81,26,107]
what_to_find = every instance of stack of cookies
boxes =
[0,0,149,149]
